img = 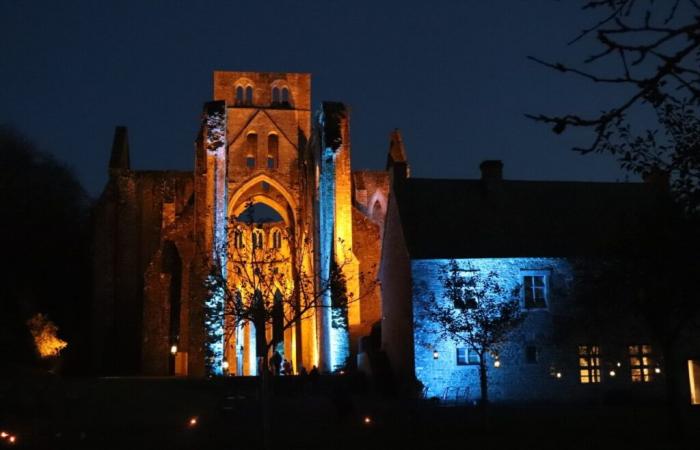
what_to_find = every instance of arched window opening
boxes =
[372,199,383,223]
[281,87,290,105]
[272,87,280,104]
[235,86,244,105]
[272,230,282,249]
[234,229,245,249]
[245,86,254,105]
[267,134,279,169]
[252,229,264,249]
[246,133,257,169]
[236,203,284,224]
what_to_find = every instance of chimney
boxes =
[480,160,503,181]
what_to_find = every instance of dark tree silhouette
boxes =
[529,1,700,213]
[0,125,90,371]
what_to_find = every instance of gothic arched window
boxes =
[281,87,290,105]
[245,86,254,105]
[271,87,280,104]
[235,86,244,105]
[272,230,282,249]
[246,132,257,168]
[252,229,264,249]
[267,134,279,169]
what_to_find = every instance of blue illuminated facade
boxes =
[412,257,574,402]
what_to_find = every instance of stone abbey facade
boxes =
[92,70,699,405]
[92,71,389,377]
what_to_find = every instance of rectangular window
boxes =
[246,156,256,168]
[523,275,547,308]
[525,345,538,364]
[688,360,700,405]
[578,345,601,384]
[629,344,654,382]
[456,347,479,365]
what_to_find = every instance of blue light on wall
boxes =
[412,257,573,402]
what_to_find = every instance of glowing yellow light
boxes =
[339,370,345,375]
[27,313,67,358]
[655,367,661,374]
[616,362,621,367]
[363,416,371,424]
[222,360,229,370]
[0,431,8,438]
[609,370,616,377]
[432,350,439,360]
[170,345,178,355]
[556,372,562,379]
[8,436,16,444]
[188,417,198,427]
[494,360,501,368]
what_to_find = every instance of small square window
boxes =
[629,344,655,382]
[246,157,256,168]
[456,347,479,365]
[525,345,538,364]
[267,157,276,169]
[578,345,601,384]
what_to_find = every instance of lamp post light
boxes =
[170,344,178,355]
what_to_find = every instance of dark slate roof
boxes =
[395,177,664,259]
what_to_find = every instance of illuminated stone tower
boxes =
[207,71,317,375]
[96,70,381,378]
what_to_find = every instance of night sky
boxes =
[1,0,637,197]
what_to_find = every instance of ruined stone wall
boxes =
[93,169,193,375]
[351,207,382,342]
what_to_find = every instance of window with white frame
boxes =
[456,347,480,365]
[522,273,547,309]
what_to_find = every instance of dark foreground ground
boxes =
[1,372,698,449]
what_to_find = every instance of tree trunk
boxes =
[256,324,272,450]
[479,358,489,406]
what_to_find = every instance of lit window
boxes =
[578,345,601,384]
[456,347,479,365]
[688,360,700,405]
[629,344,654,382]
[525,345,538,364]
[523,275,547,309]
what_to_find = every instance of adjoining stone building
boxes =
[380,159,700,403]
[92,70,700,405]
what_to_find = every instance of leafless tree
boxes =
[528,0,700,212]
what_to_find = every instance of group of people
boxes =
[269,350,320,378]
